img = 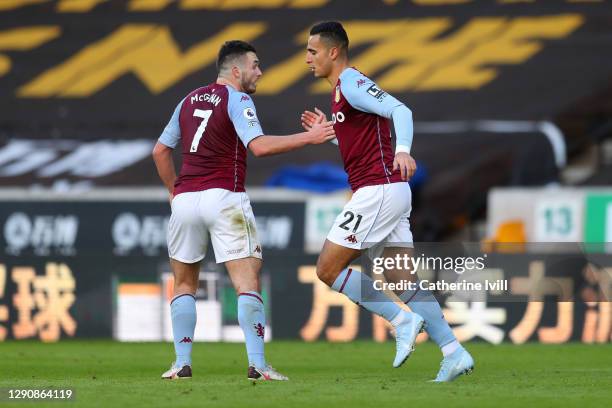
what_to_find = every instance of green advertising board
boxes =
[584,194,612,247]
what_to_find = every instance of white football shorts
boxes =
[326,182,414,258]
[167,188,262,264]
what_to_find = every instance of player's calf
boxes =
[329,266,425,367]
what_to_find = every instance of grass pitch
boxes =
[1,340,610,407]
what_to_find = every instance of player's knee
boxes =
[315,258,337,287]
[173,273,198,294]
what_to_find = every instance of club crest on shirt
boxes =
[335,85,341,103]
[243,107,257,119]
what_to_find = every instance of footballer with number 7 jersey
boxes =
[301,21,474,382]
[152,40,335,382]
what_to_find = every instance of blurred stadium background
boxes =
[0,0,610,348]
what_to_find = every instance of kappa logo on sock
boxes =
[254,323,265,338]
[344,234,357,244]
[179,337,192,343]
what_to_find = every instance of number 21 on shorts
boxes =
[190,109,213,152]
[339,210,363,233]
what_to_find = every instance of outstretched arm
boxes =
[249,120,336,157]
[227,90,335,158]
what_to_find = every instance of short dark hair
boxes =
[216,40,257,72]
[309,21,349,52]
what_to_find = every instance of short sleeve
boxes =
[158,99,183,148]
[340,70,403,119]
[227,88,264,147]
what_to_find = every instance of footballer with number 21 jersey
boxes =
[302,21,474,382]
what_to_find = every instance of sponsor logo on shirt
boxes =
[356,79,366,88]
[366,84,387,101]
[243,107,257,119]
[332,111,345,124]
[240,95,250,102]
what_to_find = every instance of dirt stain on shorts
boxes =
[222,206,258,249]
[222,207,246,230]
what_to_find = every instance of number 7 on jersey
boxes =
[190,109,213,152]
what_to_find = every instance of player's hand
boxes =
[168,191,174,205]
[307,120,336,144]
[301,107,327,131]
[393,152,417,181]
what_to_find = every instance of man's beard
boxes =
[241,77,256,94]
